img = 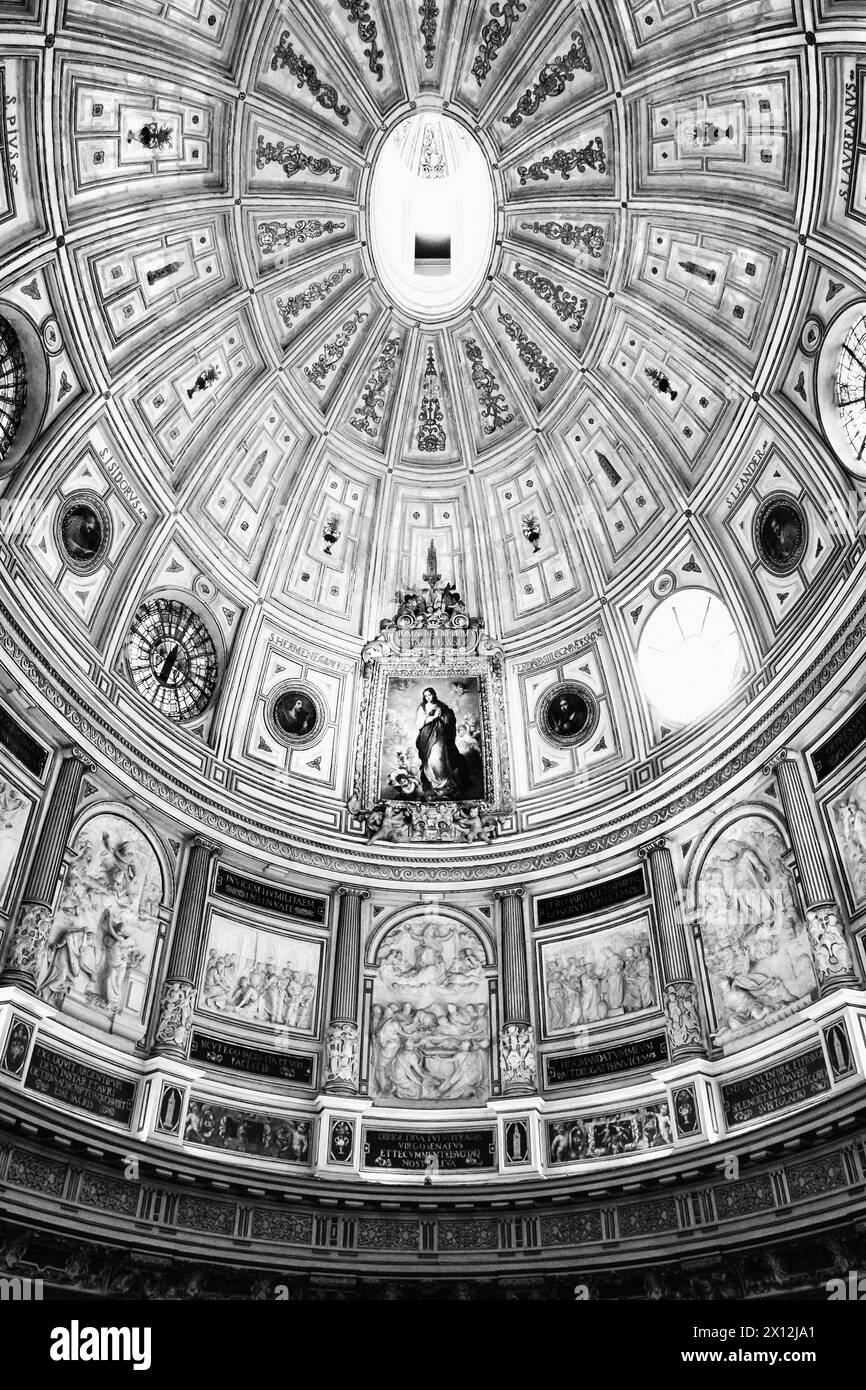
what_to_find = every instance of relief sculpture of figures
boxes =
[832,772,866,908]
[198,914,321,1034]
[35,814,162,1036]
[369,915,490,1102]
[696,815,817,1041]
[541,919,657,1034]
[0,774,31,901]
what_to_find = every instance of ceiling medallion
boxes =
[55,490,112,575]
[753,493,808,575]
[537,681,600,748]
[265,680,326,750]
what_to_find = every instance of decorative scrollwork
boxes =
[337,0,384,81]
[463,338,513,433]
[271,30,352,126]
[497,306,558,391]
[276,264,351,328]
[350,336,401,437]
[503,30,591,127]
[256,218,346,254]
[417,347,446,452]
[472,0,526,86]
[255,134,342,182]
[517,137,606,184]
[512,263,587,332]
[520,219,604,258]
[304,309,369,390]
[418,0,438,69]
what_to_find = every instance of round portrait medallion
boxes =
[537,681,599,748]
[265,680,325,749]
[55,491,112,574]
[753,492,807,575]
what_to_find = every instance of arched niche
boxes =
[817,299,866,480]
[0,302,50,476]
[362,905,495,1106]
[35,805,173,1044]
[686,806,817,1045]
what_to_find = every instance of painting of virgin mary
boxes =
[378,677,485,802]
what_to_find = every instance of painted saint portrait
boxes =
[266,683,323,748]
[35,813,163,1038]
[369,914,491,1103]
[538,681,598,747]
[378,677,485,802]
[197,912,322,1035]
[753,494,807,574]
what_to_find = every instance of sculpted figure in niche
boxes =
[696,815,817,1038]
[369,914,490,1103]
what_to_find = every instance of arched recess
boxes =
[362,903,496,1106]
[685,804,818,1047]
[817,299,866,480]
[34,804,174,1046]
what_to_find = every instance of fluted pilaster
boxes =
[494,885,536,1093]
[325,885,369,1093]
[764,750,858,993]
[639,838,705,1059]
[152,836,218,1058]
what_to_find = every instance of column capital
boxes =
[638,836,667,859]
[762,747,794,776]
[66,745,96,773]
[493,885,525,901]
[192,835,220,856]
[338,885,370,900]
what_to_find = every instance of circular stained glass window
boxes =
[125,597,219,721]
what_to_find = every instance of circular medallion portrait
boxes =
[537,681,599,748]
[55,491,112,574]
[753,493,807,575]
[266,681,325,749]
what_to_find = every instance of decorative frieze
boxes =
[418,0,438,68]
[255,134,342,182]
[517,138,606,185]
[520,219,604,259]
[271,30,351,126]
[350,335,400,437]
[256,218,346,254]
[463,337,513,432]
[417,347,446,451]
[497,306,558,390]
[337,0,384,81]
[472,0,526,86]
[503,31,591,127]
[513,262,587,332]
[304,309,368,389]
[276,264,350,328]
